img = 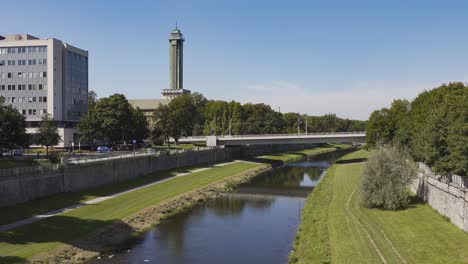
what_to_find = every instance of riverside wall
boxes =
[409,163,468,232]
[0,144,314,207]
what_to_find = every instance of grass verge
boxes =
[290,150,468,264]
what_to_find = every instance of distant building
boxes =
[0,34,88,147]
[128,99,170,127]
[131,27,191,126]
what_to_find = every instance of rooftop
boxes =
[0,34,39,41]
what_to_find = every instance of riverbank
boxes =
[290,150,468,263]
[0,144,343,264]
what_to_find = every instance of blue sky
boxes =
[3,0,468,120]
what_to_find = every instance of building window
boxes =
[32,109,36,115]
[0,60,4,66]
[7,73,12,78]
[28,97,33,103]
[11,97,16,103]
[0,85,4,90]
[22,109,26,115]
[39,72,47,78]
[28,109,32,115]
[43,84,48,90]
[32,97,36,102]
[43,96,47,102]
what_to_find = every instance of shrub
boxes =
[361,145,417,210]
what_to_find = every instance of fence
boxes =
[64,146,219,165]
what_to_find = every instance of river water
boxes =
[93,151,346,264]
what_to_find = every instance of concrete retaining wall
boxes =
[0,144,320,207]
[409,163,468,232]
[64,148,234,192]
[0,148,234,207]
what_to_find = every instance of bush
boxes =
[361,145,417,210]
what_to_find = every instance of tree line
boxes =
[151,92,366,144]
[366,82,468,176]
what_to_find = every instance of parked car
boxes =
[97,146,112,153]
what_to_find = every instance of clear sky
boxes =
[3,0,468,120]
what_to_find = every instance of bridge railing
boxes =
[219,131,366,138]
[176,131,366,141]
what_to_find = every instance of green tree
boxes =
[78,91,99,149]
[93,94,133,145]
[167,94,197,143]
[130,107,149,143]
[36,115,61,157]
[361,145,417,210]
[0,97,28,152]
[152,104,174,147]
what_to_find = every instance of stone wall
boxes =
[409,163,468,232]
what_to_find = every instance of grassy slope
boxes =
[0,162,261,260]
[339,148,369,160]
[292,151,468,264]
[0,163,214,226]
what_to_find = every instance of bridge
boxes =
[171,132,366,146]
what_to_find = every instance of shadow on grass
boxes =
[0,215,139,254]
[238,156,284,167]
[0,256,28,264]
[336,158,368,164]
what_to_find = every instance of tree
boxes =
[366,82,467,177]
[93,94,133,145]
[78,91,99,149]
[167,94,197,144]
[130,107,149,143]
[0,97,28,152]
[191,92,208,136]
[361,145,417,210]
[36,115,61,157]
[153,104,173,147]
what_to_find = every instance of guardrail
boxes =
[175,131,366,141]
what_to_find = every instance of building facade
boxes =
[0,34,88,147]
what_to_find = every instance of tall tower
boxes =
[162,26,191,99]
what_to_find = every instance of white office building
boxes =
[0,34,88,147]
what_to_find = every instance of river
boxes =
[93,151,346,264]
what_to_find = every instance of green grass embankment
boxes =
[0,163,220,226]
[0,162,262,261]
[290,150,468,264]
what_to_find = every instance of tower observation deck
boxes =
[162,27,191,99]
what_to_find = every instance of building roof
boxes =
[129,99,171,110]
